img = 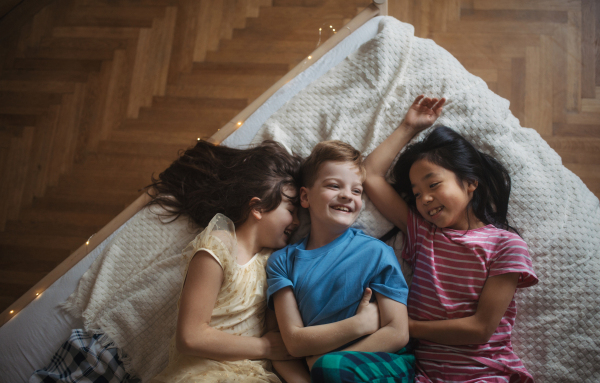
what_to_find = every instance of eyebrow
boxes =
[411,172,436,188]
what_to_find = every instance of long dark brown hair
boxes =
[146,140,301,227]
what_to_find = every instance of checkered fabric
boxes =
[30,329,136,383]
[310,347,415,383]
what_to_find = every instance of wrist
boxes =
[408,318,418,338]
[398,121,419,135]
[353,313,371,337]
[259,335,271,359]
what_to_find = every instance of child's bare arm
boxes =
[409,273,520,345]
[364,95,445,234]
[267,310,311,383]
[339,293,409,353]
[176,251,293,361]
[273,287,379,357]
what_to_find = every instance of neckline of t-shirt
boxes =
[296,228,354,258]
[236,248,269,268]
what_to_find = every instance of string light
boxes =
[236,121,243,127]
[308,56,312,60]
[9,310,14,314]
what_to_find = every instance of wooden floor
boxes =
[0,0,598,314]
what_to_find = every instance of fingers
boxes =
[412,95,425,105]
[433,97,446,115]
[360,287,373,305]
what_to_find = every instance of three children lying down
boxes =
[147,95,538,383]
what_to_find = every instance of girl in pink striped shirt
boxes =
[364,95,538,383]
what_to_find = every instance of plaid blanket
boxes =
[30,329,137,383]
[311,346,415,383]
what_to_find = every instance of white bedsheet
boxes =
[0,17,384,383]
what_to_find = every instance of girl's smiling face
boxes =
[258,186,300,249]
[409,158,482,231]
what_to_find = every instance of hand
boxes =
[261,330,297,361]
[401,95,446,134]
[306,354,323,370]
[354,288,380,335]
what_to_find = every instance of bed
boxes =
[1,1,599,382]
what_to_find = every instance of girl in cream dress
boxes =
[147,140,310,383]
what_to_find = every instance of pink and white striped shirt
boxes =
[403,209,538,383]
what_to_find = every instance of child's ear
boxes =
[467,180,478,194]
[250,197,262,220]
[299,187,310,209]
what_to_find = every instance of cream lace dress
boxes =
[150,214,281,383]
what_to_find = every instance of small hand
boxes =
[355,288,380,335]
[402,95,446,133]
[261,330,298,361]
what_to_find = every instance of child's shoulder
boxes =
[471,225,529,253]
[349,228,394,251]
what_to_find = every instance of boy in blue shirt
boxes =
[267,141,414,383]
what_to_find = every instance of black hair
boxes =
[146,140,301,227]
[391,126,517,233]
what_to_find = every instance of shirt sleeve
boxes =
[401,208,421,264]
[488,234,538,288]
[370,245,409,305]
[266,247,294,310]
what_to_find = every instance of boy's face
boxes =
[300,161,363,234]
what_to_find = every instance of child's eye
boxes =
[414,192,421,199]
[328,184,339,189]
[353,189,363,195]
[430,182,440,188]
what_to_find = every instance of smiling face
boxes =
[300,161,364,237]
[257,185,300,249]
[409,158,481,231]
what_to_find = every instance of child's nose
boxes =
[422,193,434,204]
[339,187,351,199]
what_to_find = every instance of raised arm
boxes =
[364,95,445,234]
[409,273,520,345]
[273,287,380,357]
[176,251,293,361]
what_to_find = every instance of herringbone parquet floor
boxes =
[0,0,598,314]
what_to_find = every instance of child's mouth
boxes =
[331,206,351,212]
[429,206,443,217]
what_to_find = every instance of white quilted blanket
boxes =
[62,207,199,382]
[64,17,599,382]
[252,17,600,382]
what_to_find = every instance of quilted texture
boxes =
[62,206,199,382]
[252,17,600,382]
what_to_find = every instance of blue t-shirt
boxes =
[266,228,408,327]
